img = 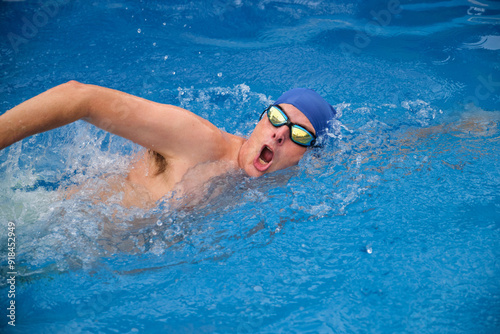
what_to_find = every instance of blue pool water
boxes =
[1,0,499,333]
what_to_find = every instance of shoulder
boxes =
[153,106,239,164]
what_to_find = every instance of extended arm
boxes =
[0,81,226,163]
[0,81,88,150]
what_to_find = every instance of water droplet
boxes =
[156,220,162,226]
[137,28,141,34]
[217,72,222,77]
[366,245,373,254]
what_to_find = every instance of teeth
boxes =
[258,157,267,165]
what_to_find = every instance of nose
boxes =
[272,125,289,145]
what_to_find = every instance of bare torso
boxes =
[97,150,239,208]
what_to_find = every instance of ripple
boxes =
[462,35,500,50]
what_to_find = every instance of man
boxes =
[0,82,335,207]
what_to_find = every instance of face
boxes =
[238,103,316,177]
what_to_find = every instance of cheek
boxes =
[249,121,267,144]
[278,144,307,167]
[290,142,308,158]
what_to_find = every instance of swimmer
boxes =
[0,82,335,207]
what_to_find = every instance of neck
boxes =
[236,140,247,171]
[228,135,247,171]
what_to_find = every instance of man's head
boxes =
[274,88,336,138]
[238,88,335,177]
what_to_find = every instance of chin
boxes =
[244,166,265,178]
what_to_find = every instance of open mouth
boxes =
[254,145,274,172]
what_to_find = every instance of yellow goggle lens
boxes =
[268,106,287,125]
[291,126,314,145]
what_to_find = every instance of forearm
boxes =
[0,81,89,150]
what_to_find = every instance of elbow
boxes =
[62,80,86,90]
[58,80,88,96]
[59,80,91,118]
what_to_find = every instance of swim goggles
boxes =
[260,105,317,147]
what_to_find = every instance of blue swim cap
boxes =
[274,88,336,137]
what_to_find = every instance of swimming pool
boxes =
[1,0,499,332]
